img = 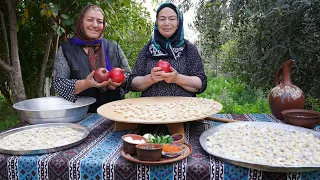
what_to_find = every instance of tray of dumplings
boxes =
[200,121,320,172]
[97,96,223,124]
[0,123,89,155]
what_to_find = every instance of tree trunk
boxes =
[5,0,26,103]
[50,34,60,96]
[38,29,54,97]
[0,10,17,104]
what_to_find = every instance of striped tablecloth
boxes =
[0,113,319,180]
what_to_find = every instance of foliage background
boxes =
[191,0,320,110]
[0,0,153,99]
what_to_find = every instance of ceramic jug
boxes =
[269,59,305,120]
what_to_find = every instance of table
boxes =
[0,114,319,180]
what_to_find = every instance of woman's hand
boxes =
[150,66,165,83]
[107,80,122,90]
[162,66,178,83]
[87,71,110,88]
[107,69,127,90]
[74,71,110,94]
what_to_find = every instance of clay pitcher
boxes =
[269,59,305,120]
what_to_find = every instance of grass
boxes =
[197,76,271,114]
[0,95,20,131]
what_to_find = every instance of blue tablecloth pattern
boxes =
[0,113,319,180]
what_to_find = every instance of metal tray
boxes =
[0,123,90,155]
[199,121,320,172]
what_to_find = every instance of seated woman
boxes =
[128,2,207,97]
[52,5,131,113]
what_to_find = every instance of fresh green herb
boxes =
[143,133,173,144]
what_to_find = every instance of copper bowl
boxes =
[136,143,163,161]
[170,133,185,145]
[122,134,148,154]
[281,109,320,129]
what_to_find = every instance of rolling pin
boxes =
[204,116,239,123]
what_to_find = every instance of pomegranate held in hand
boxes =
[94,68,110,83]
[156,60,171,73]
[109,68,125,83]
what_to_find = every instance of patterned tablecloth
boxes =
[0,113,319,180]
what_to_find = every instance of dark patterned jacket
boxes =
[128,40,207,97]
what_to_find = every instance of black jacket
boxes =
[61,39,130,112]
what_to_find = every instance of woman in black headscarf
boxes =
[128,2,207,97]
[52,4,131,112]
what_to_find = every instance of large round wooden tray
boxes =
[200,122,320,172]
[120,143,192,165]
[97,96,223,124]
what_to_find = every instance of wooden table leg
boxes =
[166,123,185,134]
[114,122,139,131]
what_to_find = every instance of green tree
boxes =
[0,0,152,108]
[193,0,320,109]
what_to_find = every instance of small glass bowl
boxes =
[162,144,186,157]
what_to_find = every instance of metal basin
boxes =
[13,96,96,124]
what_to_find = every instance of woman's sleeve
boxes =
[52,46,78,102]
[187,44,207,94]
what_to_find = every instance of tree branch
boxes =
[38,28,54,97]
[0,10,10,65]
[0,57,13,73]
[0,10,12,73]
[0,9,17,103]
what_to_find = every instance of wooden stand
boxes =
[166,123,185,134]
[114,122,138,131]
[113,122,184,134]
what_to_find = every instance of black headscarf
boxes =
[149,2,185,60]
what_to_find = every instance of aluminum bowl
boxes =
[13,96,96,124]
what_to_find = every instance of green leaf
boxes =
[40,9,46,17]
[51,24,58,31]
[160,138,167,144]
[21,17,26,25]
[156,136,161,143]
[163,135,170,139]
[24,8,29,19]
[48,3,54,9]
[56,26,65,36]
[61,14,69,19]
[62,19,74,26]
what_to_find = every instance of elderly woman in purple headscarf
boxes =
[52,4,130,113]
[128,2,207,97]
